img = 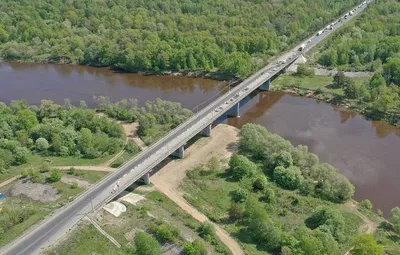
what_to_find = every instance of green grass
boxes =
[45,224,122,255]
[181,166,366,255]
[65,169,109,184]
[272,74,371,95]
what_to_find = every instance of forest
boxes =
[316,0,400,74]
[0,97,191,175]
[0,0,361,77]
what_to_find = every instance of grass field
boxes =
[181,165,365,255]
[271,74,371,95]
[47,189,229,255]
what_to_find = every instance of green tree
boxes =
[253,175,268,191]
[134,232,162,255]
[155,223,180,242]
[13,147,29,165]
[229,154,257,181]
[183,240,208,255]
[361,199,373,210]
[383,58,400,85]
[35,137,49,151]
[207,156,220,171]
[231,188,248,203]
[273,166,303,190]
[229,202,245,221]
[17,109,38,131]
[390,206,400,234]
[49,169,62,182]
[352,234,384,255]
[275,151,293,168]
[248,219,282,249]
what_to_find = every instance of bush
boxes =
[49,169,62,183]
[110,156,125,168]
[183,240,208,255]
[248,219,282,250]
[390,207,400,234]
[155,223,180,243]
[229,154,257,181]
[125,140,141,155]
[296,64,315,77]
[274,151,293,168]
[39,162,51,173]
[35,137,49,151]
[263,187,276,204]
[134,232,162,255]
[70,183,78,189]
[198,223,215,241]
[253,175,268,191]
[230,188,248,203]
[27,169,43,183]
[67,167,76,175]
[361,199,373,210]
[228,202,245,221]
[273,166,303,190]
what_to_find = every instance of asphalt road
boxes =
[0,1,371,254]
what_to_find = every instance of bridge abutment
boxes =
[172,145,185,158]
[227,103,240,118]
[200,124,212,137]
[143,172,151,185]
[259,79,270,91]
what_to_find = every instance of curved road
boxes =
[0,1,371,254]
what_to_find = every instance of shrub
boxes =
[228,202,245,221]
[125,140,141,155]
[231,188,248,203]
[253,175,268,191]
[183,240,208,255]
[67,167,76,175]
[49,169,62,183]
[273,166,303,190]
[361,199,373,210]
[197,223,215,242]
[134,232,162,255]
[70,183,78,189]
[229,154,257,181]
[263,187,276,204]
[110,156,125,168]
[35,137,49,151]
[155,223,180,243]
[39,162,51,173]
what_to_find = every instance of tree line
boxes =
[0,0,362,77]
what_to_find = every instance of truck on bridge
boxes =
[298,43,306,51]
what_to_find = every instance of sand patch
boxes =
[103,201,127,217]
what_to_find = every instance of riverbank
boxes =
[271,74,400,128]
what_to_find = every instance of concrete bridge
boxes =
[1,1,372,254]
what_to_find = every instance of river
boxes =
[1,61,399,215]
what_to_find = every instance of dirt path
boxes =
[151,124,244,255]
[0,175,21,188]
[344,201,378,234]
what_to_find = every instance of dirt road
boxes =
[151,124,244,255]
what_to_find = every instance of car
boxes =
[244,86,250,91]
[307,39,311,43]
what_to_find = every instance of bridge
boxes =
[1,1,372,254]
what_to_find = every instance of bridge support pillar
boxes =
[259,79,270,91]
[227,103,240,118]
[172,146,185,159]
[200,124,212,137]
[143,172,151,185]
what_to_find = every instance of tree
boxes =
[134,232,161,255]
[253,175,268,191]
[49,169,62,182]
[248,218,282,249]
[229,154,257,181]
[352,234,384,255]
[229,202,245,221]
[344,78,357,99]
[275,151,293,168]
[35,137,49,151]
[17,109,38,131]
[125,140,141,155]
[333,71,346,88]
[183,240,208,255]
[390,207,400,234]
[155,223,180,243]
[361,199,373,210]
[13,147,29,165]
[231,188,248,203]
[369,73,386,89]
[383,58,400,85]
[273,166,303,190]
[296,64,315,77]
[78,128,94,152]
[207,156,220,171]
[305,207,345,242]
[197,223,215,241]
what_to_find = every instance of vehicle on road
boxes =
[298,43,306,51]
[317,31,323,36]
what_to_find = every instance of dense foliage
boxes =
[0,99,125,173]
[316,0,400,74]
[0,0,361,77]
[94,96,192,144]
[238,123,355,202]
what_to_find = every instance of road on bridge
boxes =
[0,1,372,254]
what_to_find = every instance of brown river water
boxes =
[1,61,399,215]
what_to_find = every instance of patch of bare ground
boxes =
[120,121,147,150]
[10,178,61,202]
[344,201,378,234]
[151,124,244,255]
[54,166,115,172]
[61,176,91,189]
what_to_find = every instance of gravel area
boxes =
[61,176,91,189]
[11,179,61,202]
